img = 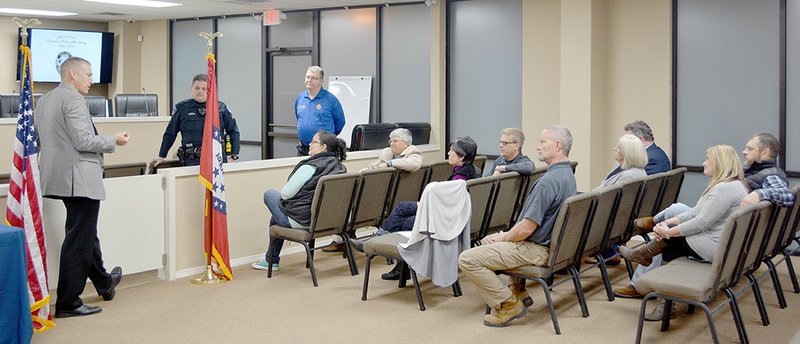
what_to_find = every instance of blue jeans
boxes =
[381,201,418,233]
[264,189,291,264]
[630,203,691,288]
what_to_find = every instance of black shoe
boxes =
[55,305,102,318]
[101,266,122,301]
[381,264,404,280]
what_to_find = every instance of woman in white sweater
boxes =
[621,144,747,265]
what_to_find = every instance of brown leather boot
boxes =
[619,240,666,266]
[509,281,533,307]
[483,295,528,327]
[633,216,655,232]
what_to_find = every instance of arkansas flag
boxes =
[6,44,55,331]
[198,54,232,280]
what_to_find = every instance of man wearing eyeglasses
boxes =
[294,66,346,156]
[488,128,535,176]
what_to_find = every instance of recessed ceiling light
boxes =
[0,8,77,16]
[84,0,182,8]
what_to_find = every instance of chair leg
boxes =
[746,273,770,325]
[536,278,561,335]
[306,239,315,268]
[342,234,359,276]
[410,270,426,311]
[766,260,787,308]
[625,259,635,279]
[570,267,589,318]
[635,294,657,344]
[687,304,695,314]
[452,280,462,297]
[724,288,749,344]
[660,299,672,332]
[783,250,800,293]
[697,302,721,344]
[398,262,408,288]
[597,255,615,302]
[302,243,318,287]
[267,238,275,279]
[362,255,375,301]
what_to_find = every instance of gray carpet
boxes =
[33,252,800,343]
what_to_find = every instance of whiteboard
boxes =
[328,76,372,146]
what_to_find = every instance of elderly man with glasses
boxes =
[360,128,423,172]
[488,128,535,176]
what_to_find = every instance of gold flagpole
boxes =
[191,31,226,285]
[12,17,41,46]
[13,17,41,108]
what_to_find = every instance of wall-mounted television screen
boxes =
[17,28,114,84]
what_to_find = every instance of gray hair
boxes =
[500,128,525,149]
[307,66,324,79]
[750,132,780,159]
[545,125,573,156]
[60,57,90,76]
[624,120,655,142]
[390,128,413,145]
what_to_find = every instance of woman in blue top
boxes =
[252,130,348,271]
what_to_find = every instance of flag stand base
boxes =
[191,265,226,285]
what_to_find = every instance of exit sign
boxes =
[263,10,281,26]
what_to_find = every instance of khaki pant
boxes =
[458,241,549,307]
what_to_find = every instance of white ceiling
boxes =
[2,0,424,22]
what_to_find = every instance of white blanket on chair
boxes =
[398,180,471,287]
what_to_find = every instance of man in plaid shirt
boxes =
[740,132,795,207]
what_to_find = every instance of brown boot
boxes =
[483,295,528,327]
[509,281,533,307]
[633,216,655,232]
[619,240,666,266]
[613,284,644,299]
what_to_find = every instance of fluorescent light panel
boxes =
[84,0,182,8]
[0,8,77,16]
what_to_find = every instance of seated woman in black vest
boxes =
[352,136,480,280]
[252,130,348,271]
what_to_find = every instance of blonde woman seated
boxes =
[593,134,648,191]
[619,144,747,319]
[360,128,422,172]
[588,134,648,265]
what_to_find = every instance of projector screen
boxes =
[18,28,114,84]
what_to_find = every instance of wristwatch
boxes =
[230,154,239,161]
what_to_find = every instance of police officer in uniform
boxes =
[152,73,240,167]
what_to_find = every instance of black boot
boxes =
[381,263,403,280]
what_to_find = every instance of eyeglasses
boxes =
[499,140,518,146]
[305,75,322,81]
[310,140,321,145]
[388,139,404,145]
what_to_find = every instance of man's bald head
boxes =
[60,57,94,95]
[59,57,90,80]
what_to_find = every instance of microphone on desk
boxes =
[142,87,150,116]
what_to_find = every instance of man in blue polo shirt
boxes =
[294,66,346,156]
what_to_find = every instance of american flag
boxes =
[198,53,232,280]
[6,45,54,331]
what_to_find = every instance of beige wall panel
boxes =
[522,0,561,158]
[603,0,672,174]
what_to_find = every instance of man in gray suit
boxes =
[37,57,130,318]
